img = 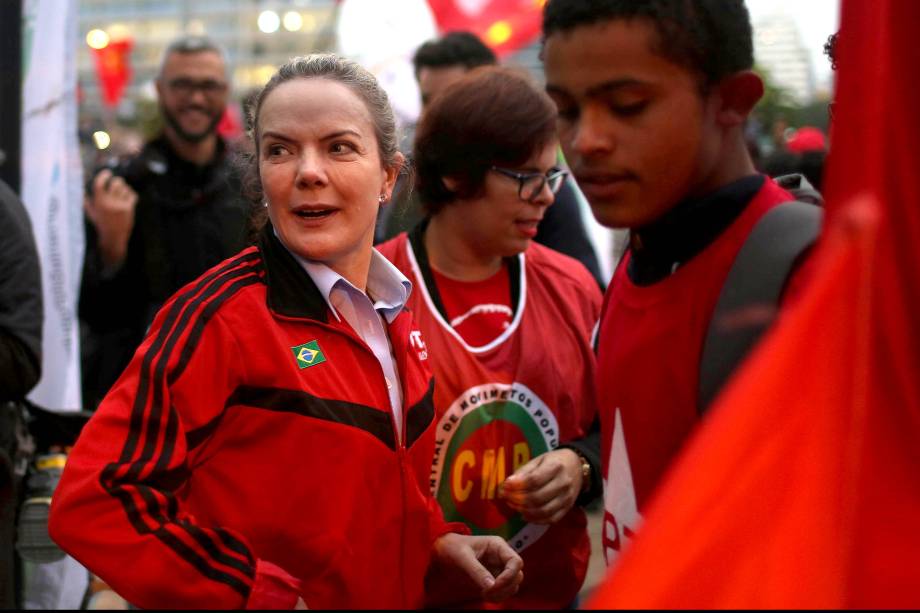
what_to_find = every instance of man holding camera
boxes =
[81,35,249,410]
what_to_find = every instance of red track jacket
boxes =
[49,225,455,609]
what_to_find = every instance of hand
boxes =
[498,449,583,525]
[85,168,138,268]
[431,533,523,603]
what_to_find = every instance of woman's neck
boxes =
[425,214,503,281]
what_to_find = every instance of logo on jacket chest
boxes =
[430,382,557,552]
[291,340,326,369]
[409,330,428,360]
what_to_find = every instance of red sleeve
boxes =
[48,290,301,609]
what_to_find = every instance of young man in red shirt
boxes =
[541,0,815,565]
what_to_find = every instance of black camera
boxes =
[85,149,168,198]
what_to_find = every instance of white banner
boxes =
[21,0,84,412]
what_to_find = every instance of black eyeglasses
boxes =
[490,166,569,203]
[167,78,228,98]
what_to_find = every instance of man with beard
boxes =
[80,35,249,410]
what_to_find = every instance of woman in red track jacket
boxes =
[48,55,522,610]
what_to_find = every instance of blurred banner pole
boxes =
[21,0,85,412]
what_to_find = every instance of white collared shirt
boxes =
[284,240,412,441]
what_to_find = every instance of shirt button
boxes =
[385,377,392,390]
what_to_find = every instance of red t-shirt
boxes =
[430,266,512,347]
[596,177,799,564]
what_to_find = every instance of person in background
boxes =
[378,31,606,288]
[0,178,42,608]
[378,66,601,608]
[80,34,249,410]
[49,54,522,609]
[541,0,816,565]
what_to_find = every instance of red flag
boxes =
[91,37,133,108]
[588,0,920,608]
[426,0,544,57]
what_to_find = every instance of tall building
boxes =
[77,0,338,117]
[753,14,816,105]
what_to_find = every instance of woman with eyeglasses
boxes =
[378,66,601,609]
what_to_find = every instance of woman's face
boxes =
[258,77,399,282]
[445,141,560,258]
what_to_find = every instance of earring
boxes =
[263,201,269,208]
[379,194,387,203]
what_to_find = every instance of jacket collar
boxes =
[628,174,766,285]
[257,223,329,322]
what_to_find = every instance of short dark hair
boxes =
[158,34,227,78]
[542,0,754,87]
[413,66,557,215]
[412,31,497,77]
[824,32,839,71]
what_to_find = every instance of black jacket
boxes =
[0,179,42,402]
[80,136,250,409]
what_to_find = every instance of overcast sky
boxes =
[746,0,841,87]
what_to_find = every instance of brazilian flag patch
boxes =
[291,340,326,369]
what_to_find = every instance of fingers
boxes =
[92,168,112,196]
[500,449,577,500]
[482,563,524,602]
[499,454,555,498]
[479,536,524,602]
[91,169,137,210]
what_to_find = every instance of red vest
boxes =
[596,178,795,564]
[379,234,601,608]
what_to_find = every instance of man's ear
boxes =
[715,70,764,127]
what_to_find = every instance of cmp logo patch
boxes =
[291,340,326,369]
[430,382,558,552]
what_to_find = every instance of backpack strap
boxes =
[698,200,823,412]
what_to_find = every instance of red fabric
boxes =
[786,126,827,153]
[426,0,543,58]
[49,245,446,609]
[588,0,920,608]
[245,560,301,610]
[380,236,601,608]
[91,38,133,108]
[594,178,794,563]
[431,265,512,347]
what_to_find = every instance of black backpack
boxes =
[697,174,823,412]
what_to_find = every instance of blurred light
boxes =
[258,10,280,34]
[86,29,109,50]
[486,21,512,46]
[283,11,303,32]
[108,23,130,41]
[301,13,317,32]
[92,131,111,150]
[188,19,206,35]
